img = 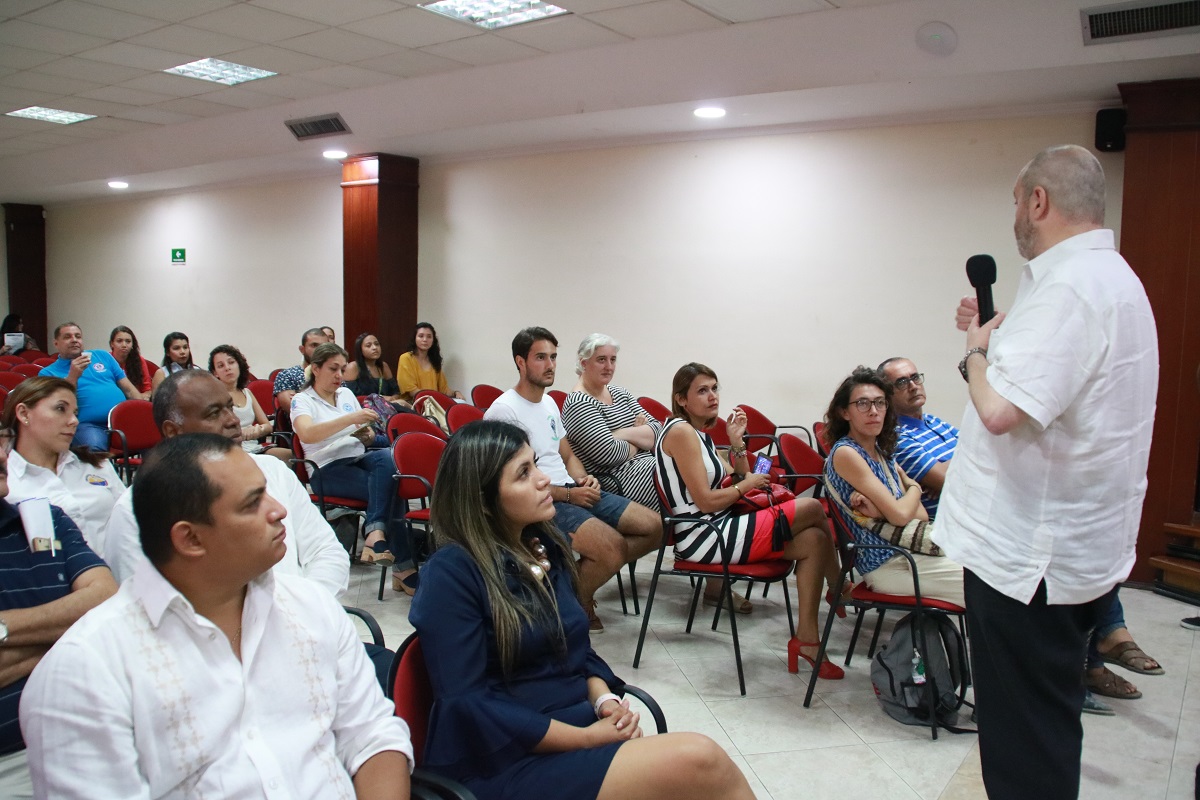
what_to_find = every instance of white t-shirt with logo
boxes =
[484,389,571,485]
[290,386,364,468]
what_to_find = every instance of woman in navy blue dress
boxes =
[410,420,753,800]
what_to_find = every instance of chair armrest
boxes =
[412,768,478,800]
[622,684,668,734]
[342,605,385,647]
[777,473,825,497]
[777,424,813,446]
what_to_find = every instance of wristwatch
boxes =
[958,347,988,382]
[0,617,8,646]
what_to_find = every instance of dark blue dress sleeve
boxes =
[410,545,553,779]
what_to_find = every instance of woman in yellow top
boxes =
[395,322,465,403]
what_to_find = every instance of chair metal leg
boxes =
[710,580,725,630]
[627,562,640,615]
[725,579,747,696]
[616,570,629,616]
[867,609,887,658]
[805,572,846,708]
[846,605,868,666]
[632,549,669,669]
[684,579,703,633]
[377,563,387,601]
[783,578,795,638]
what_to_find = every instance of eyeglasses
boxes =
[851,398,888,412]
[892,373,925,389]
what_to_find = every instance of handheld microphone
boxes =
[966,254,997,324]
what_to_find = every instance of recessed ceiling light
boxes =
[420,0,569,29]
[6,106,96,125]
[164,58,276,86]
[694,106,726,119]
[323,150,348,159]
[108,181,129,189]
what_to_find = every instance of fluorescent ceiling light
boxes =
[420,0,568,29]
[323,150,348,159]
[164,58,276,86]
[6,106,96,124]
[108,181,129,189]
[694,107,726,119]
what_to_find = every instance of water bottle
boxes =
[912,649,926,685]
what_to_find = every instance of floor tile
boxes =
[871,736,978,799]
[708,694,862,755]
[746,744,921,800]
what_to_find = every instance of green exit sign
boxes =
[171,248,186,264]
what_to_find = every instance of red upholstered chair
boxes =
[247,379,276,420]
[636,396,671,425]
[12,363,41,379]
[813,421,830,457]
[106,400,160,484]
[0,355,24,368]
[0,386,8,403]
[0,373,24,391]
[446,403,484,433]
[470,383,503,410]
[632,473,796,697]
[547,390,567,411]
[390,432,446,579]
[387,412,448,443]
[18,350,49,362]
[803,501,969,739]
[776,433,828,513]
[413,389,455,414]
[737,404,813,452]
[32,358,55,367]
[269,368,284,382]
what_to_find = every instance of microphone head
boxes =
[966,254,997,287]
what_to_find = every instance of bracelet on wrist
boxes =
[565,487,571,504]
[734,482,744,496]
[593,692,621,719]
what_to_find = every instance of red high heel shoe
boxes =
[788,639,845,680]
[825,584,854,619]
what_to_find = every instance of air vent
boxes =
[284,113,351,140]
[1082,0,1200,44]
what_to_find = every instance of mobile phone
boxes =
[752,455,772,474]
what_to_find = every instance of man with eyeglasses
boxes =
[877,358,957,519]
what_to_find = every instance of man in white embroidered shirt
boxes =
[19,434,413,800]
[937,144,1157,799]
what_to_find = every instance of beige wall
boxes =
[42,111,1122,428]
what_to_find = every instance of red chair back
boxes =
[637,396,671,424]
[269,368,283,382]
[0,386,8,403]
[391,432,445,501]
[813,421,829,456]
[413,390,455,414]
[0,356,23,367]
[446,403,484,433]
[12,364,41,379]
[707,415,731,447]
[32,358,54,367]
[778,433,824,496]
[247,380,275,417]
[387,412,448,443]
[107,400,160,453]
[737,404,775,440]
[389,634,431,765]
[0,373,24,391]
[548,390,567,411]
[290,433,312,483]
[470,383,503,410]
[19,350,49,363]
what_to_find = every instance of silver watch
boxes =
[0,618,8,646]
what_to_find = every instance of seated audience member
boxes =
[395,322,464,403]
[273,327,329,411]
[0,314,38,355]
[657,363,843,676]
[561,333,661,507]
[209,344,289,462]
[291,344,419,594]
[880,355,1160,711]
[101,371,349,599]
[344,333,404,403]
[0,434,117,800]
[38,322,146,450]
[150,331,202,391]
[322,325,337,344]
[2,378,124,551]
[20,434,413,799]
[821,366,964,606]
[484,327,659,632]
[411,420,753,800]
[109,326,156,396]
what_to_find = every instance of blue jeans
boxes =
[1086,591,1126,669]
[73,422,111,452]
[311,450,411,569]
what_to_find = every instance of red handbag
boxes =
[721,478,796,551]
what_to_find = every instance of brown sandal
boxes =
[703,589,753,614]
[1085,666,1142,700]
[1101,640,1164,675]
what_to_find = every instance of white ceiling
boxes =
[1,0,1198,205]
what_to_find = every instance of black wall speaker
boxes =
[1095,108,1126,153]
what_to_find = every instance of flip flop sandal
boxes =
[703,590,753,614]
[1101,640,1165,675]
[1085,666,1142,700]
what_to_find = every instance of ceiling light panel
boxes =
[420,0,570,30]
[5,106,97,124]
[164,57,276,85]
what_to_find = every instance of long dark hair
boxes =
[822,366,898,457]
[408,322,443,372]
[207,344,251,391]
[2,377,108,466]
[430,420,579,679]
[353,332,386,378]
[109,325,145,390]
[161,332,193,370]
[0,314,21,336]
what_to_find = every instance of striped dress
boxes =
[653,417,771,564]
[561,385,662,509]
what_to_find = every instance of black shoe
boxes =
[1181,616,1200,631]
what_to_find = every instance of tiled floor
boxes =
[344,562,1200,799]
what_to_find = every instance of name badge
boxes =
[30,538,63,553]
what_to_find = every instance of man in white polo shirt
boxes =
[936,144,1158,799]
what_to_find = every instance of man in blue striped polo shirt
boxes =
[878,357,958,519]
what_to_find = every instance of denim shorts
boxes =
[553,487,632,538]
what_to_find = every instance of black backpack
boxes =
[870,612,974,733]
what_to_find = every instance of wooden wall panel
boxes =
[2,203,47,347]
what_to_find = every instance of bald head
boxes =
[1016,145,1106,226]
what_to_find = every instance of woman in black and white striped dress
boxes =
[655,362,845,680]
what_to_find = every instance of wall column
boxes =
[341,154,419,360]
[2,203,47,347]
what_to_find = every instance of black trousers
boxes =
[964,569,1116,800]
